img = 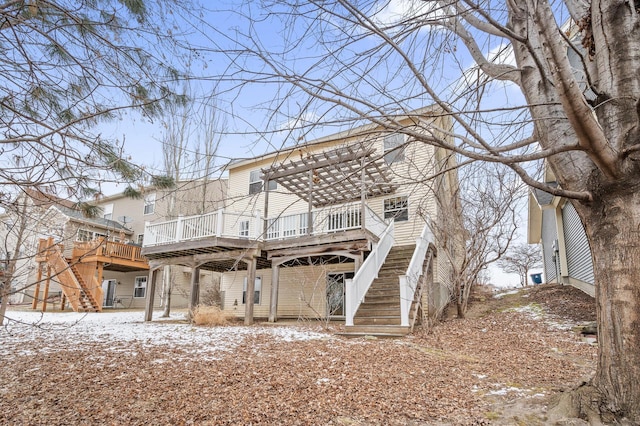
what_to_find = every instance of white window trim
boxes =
[383,195,409,222]
[249,169,276,194]
[103,203,114,220]
[76,228,107,242]
[242,276,262,305]
[133,276,147,298]
[143,193,156,215]
[383,133,406,165]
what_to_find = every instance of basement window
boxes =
[133,276,147,298]
[242,276,262,305]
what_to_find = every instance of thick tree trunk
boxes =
[0,280,9,325]
[579,186,640,422]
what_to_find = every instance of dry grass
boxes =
[191,305,233,326]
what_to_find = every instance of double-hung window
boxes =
[242,276,261,304]
[384,196,409,222]
[143,193,156,215]
[383,133,406,165]
[133,276,147,298]
[249,170,277,194]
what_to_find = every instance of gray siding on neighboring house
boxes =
[562,202,594,284]
[541,208,558,282]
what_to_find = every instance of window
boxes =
[239,220,250,237]
[384,133,406,165]
[76,229,107,242]
[103,203,114,220]
[143,193,156,215]
[384,196,409,222]
[137,234,144,245]
[249,170,276,194]
[242,276,261,304]
[133,276,147,298]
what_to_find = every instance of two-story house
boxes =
[142,106,462,335]
[13,179,226,312]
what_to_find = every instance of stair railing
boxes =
[399,220,436,327]
[344,220,395,326]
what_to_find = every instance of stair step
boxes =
[339,325,409,337]
[353,316,401,326]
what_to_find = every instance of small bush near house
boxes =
[191,306,232,326]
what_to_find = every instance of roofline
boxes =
[49,205,134,235]
[94,178,229,203]
[230,105,444,170]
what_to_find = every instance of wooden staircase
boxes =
[69,264,102,312]
[35,239,102,313]
[342,246,419,337]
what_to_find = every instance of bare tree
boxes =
[497,243,543,288]
[432,163,523,318]
[193,0,640,420]
[158,90,224,317]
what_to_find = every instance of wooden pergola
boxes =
[261,143,398,209]
[260,142,398,322]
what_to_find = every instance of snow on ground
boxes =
[0,309,331,361]
[493,289,521,299]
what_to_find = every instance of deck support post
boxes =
[42,265,51,312]
[32,264,43,310]
[189,265,201,313]
[307,169,314,235]
[263,178,270,238]
[360,156,366,230]
[244,257,257,325]
[354,252,363,272]
[144,268,160,321]
[268,263,280,322]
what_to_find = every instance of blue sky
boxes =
[102,0,540,287]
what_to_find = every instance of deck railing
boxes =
[143,203,387,247]
[143,209,260,247]
[73,239,146,262]
[344,219,395,326]
[399,221,435,327]
[265,202,363,240]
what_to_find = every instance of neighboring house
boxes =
[0,189,77,304]
[142,106,462,335]
[527,169,595,296]
[6,179,227,311]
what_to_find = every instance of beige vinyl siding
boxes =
[225,127,446,246]
[221,263,356,319]
[93,179,227,238]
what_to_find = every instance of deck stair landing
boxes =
[341,245,417,338]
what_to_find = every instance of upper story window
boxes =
[143,193,156,215]
[384,196,409,222]
[249,170,276,194]
[384,133,406,165]
[102,203,113,221]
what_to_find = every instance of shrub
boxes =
[191,305,232,326]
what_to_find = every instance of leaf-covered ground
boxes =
[0,284,596,425]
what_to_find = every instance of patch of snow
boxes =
[507,304,543,319]
[493,289,520,299]
[0,310,333,361]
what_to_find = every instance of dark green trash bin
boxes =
[530,273,542,284]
